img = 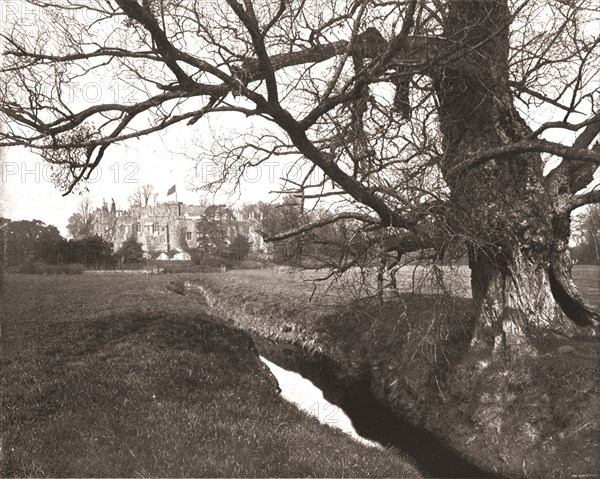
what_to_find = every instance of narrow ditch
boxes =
[259,356,384,450]
[255,336,498,479]
[184,281,497,478]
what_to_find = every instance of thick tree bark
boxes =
[549,214,600,328]
[432,0,592,357]
[549,251,600,328]
[469,247,576,358]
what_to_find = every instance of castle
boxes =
[92,200,266,257]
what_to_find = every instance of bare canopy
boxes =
[1,0,599,356]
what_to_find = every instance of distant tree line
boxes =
[1,218,144,269]
[6,202,595,272]
[1,218,65,265]
[261,195,600,273]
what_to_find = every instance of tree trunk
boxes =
[469,247,576,358]
[431,0,589,357]
[549,214,600,328]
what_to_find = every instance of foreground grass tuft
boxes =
[1,275,420,477]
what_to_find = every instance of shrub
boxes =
[63,236,116,267]
[229,234,251,261]
[117,237,144,264]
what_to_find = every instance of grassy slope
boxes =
[193,266,598,361]
[193,265,600,478]
[0,274,420,478]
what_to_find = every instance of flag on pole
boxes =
[167,185,176,196]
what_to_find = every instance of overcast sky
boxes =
[0,113,309,237]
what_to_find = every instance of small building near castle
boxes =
[92,201,266,256]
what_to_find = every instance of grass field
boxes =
[0,274,420,477]
[198,263,598,304]
[570,265,600,307]
[192,264,599,341]
[1,266,597,477]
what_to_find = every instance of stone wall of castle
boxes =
[92,202,266,256]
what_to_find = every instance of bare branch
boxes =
[261,212,380,242]
[570,188,600,211]
[450,138,600,175]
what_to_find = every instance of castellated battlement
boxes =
[92,201,265,255]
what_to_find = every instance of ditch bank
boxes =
[255,336,492,478]
[184,278,600,479]
[184,280,493,478]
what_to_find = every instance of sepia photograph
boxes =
[1,1,599,477]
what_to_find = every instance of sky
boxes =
[0,123,304,237]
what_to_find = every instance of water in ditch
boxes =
[260,356,382,449]
[260,354,497,479]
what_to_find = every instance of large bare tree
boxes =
[67,197,94,239]
[1,0,599,358]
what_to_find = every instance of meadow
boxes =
[192,264,599,342]
[1,265,597,477]
[0,274,420,478]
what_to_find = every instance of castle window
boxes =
[186,232,192,240]
[152,222,159,234]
